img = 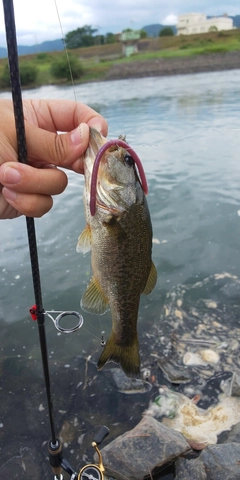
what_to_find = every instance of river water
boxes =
[1,71,240,478]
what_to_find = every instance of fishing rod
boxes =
[2,1,109,478]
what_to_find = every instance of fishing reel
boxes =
[78,426,109,480]
[49,425,110,480]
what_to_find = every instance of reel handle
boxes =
[93,425,110,446]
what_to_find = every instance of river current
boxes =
[1,70,240,478]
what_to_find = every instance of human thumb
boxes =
[25,122,90,173]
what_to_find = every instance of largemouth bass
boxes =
[77,128,157,377]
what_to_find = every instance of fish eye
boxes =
[124,154,134,167]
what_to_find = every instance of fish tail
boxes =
[97,334,140,377]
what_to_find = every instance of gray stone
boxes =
[175,457,207,480]
[224,422,240,443]
[199,443,240,480]
[109,368,152,394]
[157,357,192,384]
[96,416,190,480]
[230,373,240,397]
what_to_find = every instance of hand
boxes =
[0,98,108,219]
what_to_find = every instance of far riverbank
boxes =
[1,38,240,91]
[105,50,240,81]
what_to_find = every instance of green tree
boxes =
[140,30,147,39]
[50,54,83,80]
[105,32,116,44]
[64,25,98,49]
[209,25,218,32]
[0,62,38,88]
[20,62,38,85]
[0,63,10,88]
[36,52,52,61]
[159,27,174,37]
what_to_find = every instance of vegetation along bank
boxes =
[1,28,240,88]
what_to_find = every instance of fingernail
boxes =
[71,123,89,146]
[90,122,102,133]
[2,187,17,201]
[3,166,21,184]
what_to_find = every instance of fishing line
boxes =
[53,1,108,345]
[54,0,77,103]
[53,1,108,346]
[82,325,105,342]
[54,0,109,345]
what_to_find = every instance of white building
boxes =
[177,13,234,35]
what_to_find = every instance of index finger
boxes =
[24,99,108,135]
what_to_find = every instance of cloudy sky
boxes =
[0,0,239,47]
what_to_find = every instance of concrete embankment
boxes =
[105,50,240,80]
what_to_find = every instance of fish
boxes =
[77,128,157,377]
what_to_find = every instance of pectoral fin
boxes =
[81,276,109,314]
[76,224,91,254]
[142,261,157,295]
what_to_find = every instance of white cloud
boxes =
[0,0,239,46]
[162,14,178,25]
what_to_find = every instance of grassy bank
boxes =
[0,28,240,88]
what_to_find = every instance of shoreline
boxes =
[1,50,240,93]
[105,50,240,81]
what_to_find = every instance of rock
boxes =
[95,416,190,480]
[199,443,240,480]
[224,422,240,443]
[175,457,207,480]
[230,373,240,397]
[157,357,192,384]
[104,467,129,480]
[109,368,152,394]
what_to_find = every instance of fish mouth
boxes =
[88,128,107,158]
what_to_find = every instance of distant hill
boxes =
[0,38,63,58]
[18,39,63,55]
[142,24,177,37]
[228,15,240,28]
[0,47,7,58]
